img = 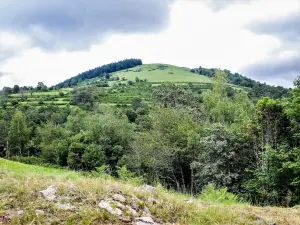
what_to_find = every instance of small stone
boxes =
[0,214,12,223]
[143,207,151,215]
[135,216,159,225]
[99,200,123,216]
[119,217,132,223]
[132,202,138,210]
[17,210,24,216]
[141,185,157,194]
[39,185,57,201]
[185,199,193,204]
[114,201,126,209]
[148,198,158,205]
[126,205,138,216]
[135,217,154,223]
[56,203,76,210]
[113,194,126,203]
[35,210,45,216]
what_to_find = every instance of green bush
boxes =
[200,184,239,205]
[91,165,112,179]
[11,156,44,165]
[117,165,144,186]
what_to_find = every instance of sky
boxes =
[0,0,300,88]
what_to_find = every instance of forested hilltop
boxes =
[55,58,142,88]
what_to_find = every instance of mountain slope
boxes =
[1,158,300,225]
[111,64,212,84]
[77,63,212,86]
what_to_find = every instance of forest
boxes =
[1,70,300,208]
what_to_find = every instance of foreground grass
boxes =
[0,159,299,224]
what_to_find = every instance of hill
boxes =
[78,64,212,86]
[1,158,299,225]
[0,60,288,109]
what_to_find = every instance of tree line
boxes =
[2,71,300,207]
[191,67,289,99]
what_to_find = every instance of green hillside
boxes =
[0,61,287,109]
[113,64,212,83]
[1,64,214,109]
[1,158,299,225]
[79,64,212,86]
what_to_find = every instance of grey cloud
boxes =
[0,0,174,51]
[241,55,300,87]
[0,49,19,62]
[202,0,250,11]
[245,11,300,87]
[248,13,300,43]
[0,72,9,77]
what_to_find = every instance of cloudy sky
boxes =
[0,0,299,88]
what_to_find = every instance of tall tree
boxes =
[13,85,20,94]
[7,110,29,157]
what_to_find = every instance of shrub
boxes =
[11,156,44,165]
[200,184,239,205]
[128,80,134,86]
[11,100,19,106]
[91,165,112,179]
[117,165,144,185]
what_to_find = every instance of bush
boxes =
[90,165,112,179]
[200,184,239,205]
[117,165,144,186]
[82,144,106,170]
[11,100,19,107]
[11,156,44,165]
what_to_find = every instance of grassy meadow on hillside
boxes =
[78,64,212,86]
[1,158,300,225]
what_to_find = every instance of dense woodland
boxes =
[2,69,300,207]
[54,59,142,88]
[191,67,289,99]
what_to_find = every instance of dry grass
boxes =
[1,159,300,225]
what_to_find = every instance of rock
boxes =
[141,185,157,194]
[35,210,45,216]
[17,210,24,216]
[119,217,132,223]
[131,202,138,211]
[99,200,123,216]
[142,207,151,216]
[126,205,138,216]
[148,197,159,205]
[0,214,12,223]
[56,203,76,210]
[39,185,57,201]
[131,199,139,210]
[114,201,126,210]
[113,194,126,203]
[254,214,277,225]
[185,199,193,204]
[135,217,159,225]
